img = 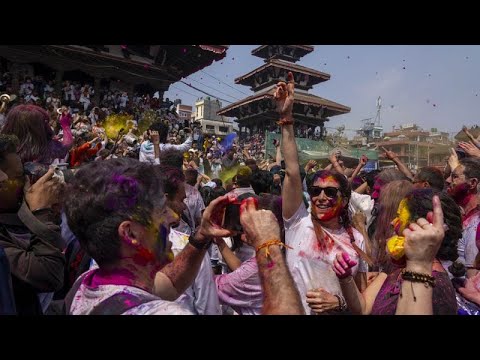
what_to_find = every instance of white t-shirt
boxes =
[284,202,368,314]
[70,280,192,315]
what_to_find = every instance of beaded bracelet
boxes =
[255,239,292,258]
[400,269,435,302]
[401,270,436,288]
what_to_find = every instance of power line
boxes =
[179,81,232,104]
[199,69,250,96]
[185,76,241,101]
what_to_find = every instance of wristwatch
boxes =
[188,233,212,250]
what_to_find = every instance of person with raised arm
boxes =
[333,190,460,315]
[277,72,368,315]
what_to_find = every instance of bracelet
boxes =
[188,234,212,250]
[255,239,292,258]
[401,269,435,288]
[276,117,294,126]
[334,294,347,312]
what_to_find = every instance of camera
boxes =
[24,162,71,185]
[124,133,138,146]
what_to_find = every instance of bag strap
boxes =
[17,202,63,249]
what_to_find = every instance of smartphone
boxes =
[222,203,242,232]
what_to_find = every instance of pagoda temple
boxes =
[218,45,350,138]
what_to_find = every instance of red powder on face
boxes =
[132,246,156,266]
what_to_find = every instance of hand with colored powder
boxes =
[239,197,281,249]
[332,251,358,279]
[196,194,237,243]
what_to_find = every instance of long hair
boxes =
[373,180,414,268]
[1,105,53,163]
[403,189,462,262]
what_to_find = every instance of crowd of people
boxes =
[0,70,479,315]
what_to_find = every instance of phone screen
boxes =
[222,203,242,232]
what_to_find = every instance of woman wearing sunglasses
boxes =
[275,73,368,315]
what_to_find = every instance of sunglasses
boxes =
[308,186,340,198]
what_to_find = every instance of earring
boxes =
[131,239,139,246]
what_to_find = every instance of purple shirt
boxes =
[214,257,263,315]
[371,268,457,315]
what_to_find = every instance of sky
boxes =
[164,45,480,139]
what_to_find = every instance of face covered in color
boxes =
[309,175,345,222]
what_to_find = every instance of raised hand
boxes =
[447,148,459,173]
[360,154,368,166]
[274,71,295,121]
[197,194,237,241]
[332,251,358,279]
[458,141,480,158]
[239,197,281,249]
[381,147,397,160]
[305,159,317,171]
[402,195,445,272]
[24,167,65,211]
[150,130,160,145]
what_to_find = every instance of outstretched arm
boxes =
[382,147,414,181]
[349,155,368,183]
[277,72,303,219]
[462,126,480,149]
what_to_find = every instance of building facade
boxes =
[195,97,234,135]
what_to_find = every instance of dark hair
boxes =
[235,166,252,187]
[0,134,19,163]
[199,186,215,207]
[415,167,445,191]
[149,121,169,144]
[251,170,274,195]
[184,168,198,186]
[403,188,462,261]
[156,165,185,198]
[1,105,53,163]
[159,149,184,169]
[211,178,223,188]
[64,158,165,266]
[460,157,480,181]
[363,169,380,189]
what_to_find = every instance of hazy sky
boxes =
[164,45,480,138]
